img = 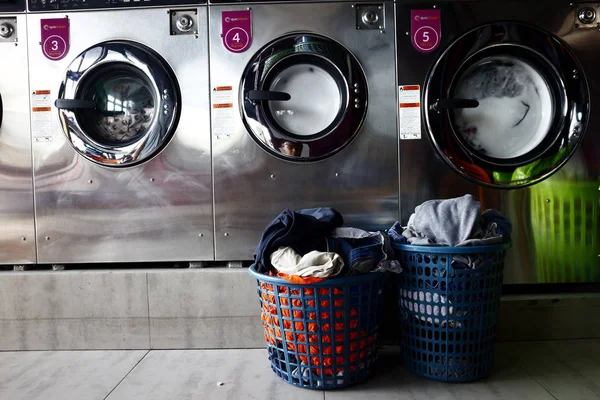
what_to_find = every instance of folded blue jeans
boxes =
[327,227,401,276]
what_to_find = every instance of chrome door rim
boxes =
[57,40,180,167]
[240,33,368,162]
[423,22,590,188]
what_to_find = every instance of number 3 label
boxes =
[40,18,70,61]
[42,35,67,60]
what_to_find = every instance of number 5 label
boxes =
[411,10,441,53]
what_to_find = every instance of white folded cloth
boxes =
[270,246,345,278]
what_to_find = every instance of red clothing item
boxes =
[259,281,374,377]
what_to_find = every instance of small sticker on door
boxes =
[399,85,421,140]
[40,18,70,61]
[31,90,53,142]
[411,9,441,53]
[212,86,235,140]
[222,10,252,53]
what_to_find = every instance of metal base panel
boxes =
[27,7,214,263]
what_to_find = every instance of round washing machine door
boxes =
[424,22,589,188]
[55,41,180,167]
[241,33,368,161]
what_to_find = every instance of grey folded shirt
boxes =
[402,194,482,247]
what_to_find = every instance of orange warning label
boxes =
[34,90,51,95]
[215,86,233,91]
[400,102,420,108]
[213,103,233,108]
[32,107,51,112]
[401,85,420,91]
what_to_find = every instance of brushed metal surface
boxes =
[210,2,399,261]
[0,14,35,265]
[27,7,214,263]
[396,1,600,283]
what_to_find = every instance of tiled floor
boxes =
[1,340,599,400]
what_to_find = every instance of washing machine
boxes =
[209,0,399,261]
[395,1,599,283]
[27,0,213,264]
[0,0,35,266]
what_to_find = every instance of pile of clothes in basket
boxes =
[254,207,401,385]
[390,195,512,329]
[254,207,402,282]
[255,195,512,280]
[253,195,511,384]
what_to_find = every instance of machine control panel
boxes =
[0,0,25,12]
[28,0,203,11]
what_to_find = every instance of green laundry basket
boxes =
[530,180,599,283]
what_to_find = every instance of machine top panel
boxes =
[209,0,382,3]
[0,0,25,12]
[28,0,204,11]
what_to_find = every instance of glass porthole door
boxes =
[56,41,180,167]
[241,34,368,161]
[424,23,589,188]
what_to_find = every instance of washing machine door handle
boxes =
[431,98,479,112]
[55,99,97,110]
[0,92,3,131]
[246,90,291,102]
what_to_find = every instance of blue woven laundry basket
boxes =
[249,265,386,390]
[394,243,510,382]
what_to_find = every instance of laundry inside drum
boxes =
[78,67,156,146]
[268,63,342,137]
[451,55,554,159]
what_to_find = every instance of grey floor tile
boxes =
[507,340,600,400]
[0,350,147,400]
[325,346,555,400]
[105,349,323,400]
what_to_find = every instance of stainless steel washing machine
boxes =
[27,0,213,264]
[0,0,35,266]
[209,0,399,261]
[396,1,599,283]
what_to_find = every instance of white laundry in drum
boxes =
[452,56,554,159]
[268,64,341,136]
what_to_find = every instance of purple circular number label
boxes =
[413,26,439,53]
[43,35,67,60]
[224,27,250,53]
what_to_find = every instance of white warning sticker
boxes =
[31,90,53,142]
[211,86,235,140]
[399,85,421,140]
